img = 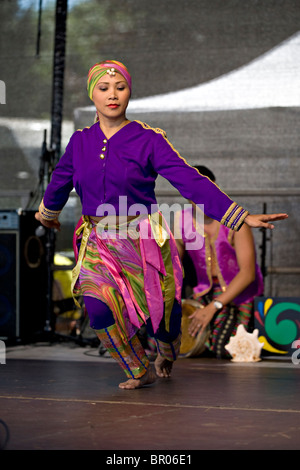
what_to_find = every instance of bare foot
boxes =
[119,366,157,390]
[155,354,173,378]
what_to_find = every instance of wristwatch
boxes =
[213,300,223,310]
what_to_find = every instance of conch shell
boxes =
[225,324,264,362]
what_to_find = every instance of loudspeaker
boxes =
[0,210,49,342]
[0,212,19,339]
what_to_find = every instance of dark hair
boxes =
[194,165,216,182]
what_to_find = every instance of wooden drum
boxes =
[180,299,210,357]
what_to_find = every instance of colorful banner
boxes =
[254,297,300,356]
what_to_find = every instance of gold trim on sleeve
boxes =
[39,199,61,221]
[221,203,248,231]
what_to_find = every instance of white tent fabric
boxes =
[127,32,300,113]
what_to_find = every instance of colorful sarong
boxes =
[72,213,183,344]
[193,277,253,358]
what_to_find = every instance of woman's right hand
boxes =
[35,212,61,231]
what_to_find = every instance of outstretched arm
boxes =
[151,133,289,232]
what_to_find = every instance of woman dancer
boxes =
[35,60,287,389]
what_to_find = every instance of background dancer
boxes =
[175,166,264,358]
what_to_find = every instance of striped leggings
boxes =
[84,295,182,379]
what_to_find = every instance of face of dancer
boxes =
[92,72,130,122]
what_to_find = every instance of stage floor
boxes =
[1,342,300,451]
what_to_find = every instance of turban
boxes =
[87,60,132,100]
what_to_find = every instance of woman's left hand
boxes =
[244,213,288,230]
[188,305,215,337]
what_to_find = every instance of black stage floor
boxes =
[1,343,300,451]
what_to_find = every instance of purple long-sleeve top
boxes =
[40,120,248,230]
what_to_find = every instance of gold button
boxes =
[99,154,105,159]
[103,139,107,143]
[102,146,106,151]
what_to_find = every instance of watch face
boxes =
[214,300,223,309]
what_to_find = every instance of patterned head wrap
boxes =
[87,60,132,100]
